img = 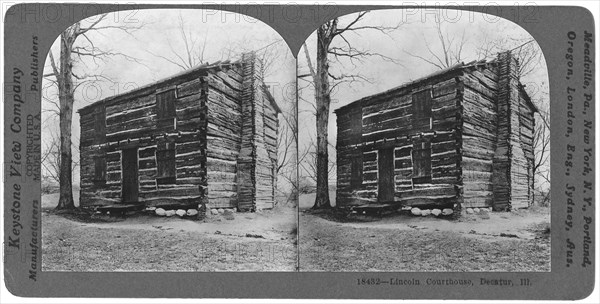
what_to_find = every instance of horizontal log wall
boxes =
[336,106,364,206]
[336,74,461,208]
[460,66,498,208]
[392,132,460,209]
[80,71,211,209]
[79,146,114,206]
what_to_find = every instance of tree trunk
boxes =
[312,27,332,209]
[532,173,536,206]
[55,32,75,210]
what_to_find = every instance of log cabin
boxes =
[334,51,537,213]
[78,52,281,214]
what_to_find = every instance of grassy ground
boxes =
[42,194,297,272]
[298,194,551,272]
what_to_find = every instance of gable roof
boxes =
[78,56,283,115]
[78,60,240,113]
[334,58,537,114]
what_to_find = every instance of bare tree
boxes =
[299,12,400,209]
[476,36,542,79]
[408,22,542,78]
[532,99,551,205]
[277,105,298,179]
[275,119,296,205]
[44,14,144,210]
[405,22,467,69]
[269,76,299,205]
[148,12,209,70]
[303,141,337,185]
[41,128,61,185]
[41,127,80,186]
[152,14,287,76]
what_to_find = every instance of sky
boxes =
[297,9,550,188]
[41,9,296,188]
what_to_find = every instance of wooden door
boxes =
[121,148,139,203]
[378,148,395,202]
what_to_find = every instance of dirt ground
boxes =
[43,191,550,272]
[299,193,551,272]
[42,194,298,272]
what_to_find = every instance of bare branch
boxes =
[403,49,444,70]
[146,49,188,70]
[333,11,368,36]
[75,14,108,36]
[48,51,60,80]
[406,22,469,70]
[302,43,316,82]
